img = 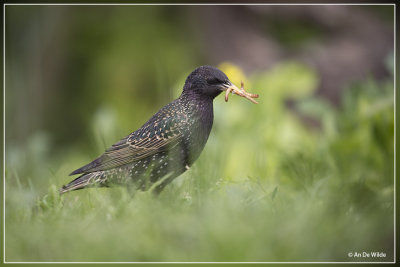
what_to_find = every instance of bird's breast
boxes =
[184,100,214,165]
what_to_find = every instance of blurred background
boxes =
[5,5,394,262]
[6,5,393,147]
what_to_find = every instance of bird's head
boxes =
[182,65,258,104]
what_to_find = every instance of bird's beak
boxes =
[223,82,259,104]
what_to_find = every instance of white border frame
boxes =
[2,2,396,264]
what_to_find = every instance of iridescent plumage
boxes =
[60,66,258,194]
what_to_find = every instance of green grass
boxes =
[5,62,394,262]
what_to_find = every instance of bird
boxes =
[60,65,258,195]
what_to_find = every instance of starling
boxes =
[60,66,258,195]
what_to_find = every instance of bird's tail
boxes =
[60,173,96,194]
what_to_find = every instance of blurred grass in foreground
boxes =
[5,61,394,262]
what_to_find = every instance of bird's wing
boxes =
[69,114,187,175]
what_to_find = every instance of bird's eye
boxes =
[207,78,222,85]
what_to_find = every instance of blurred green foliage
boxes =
[6,6,201,146]
[5,59,394,262]
[264,19,326,49]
